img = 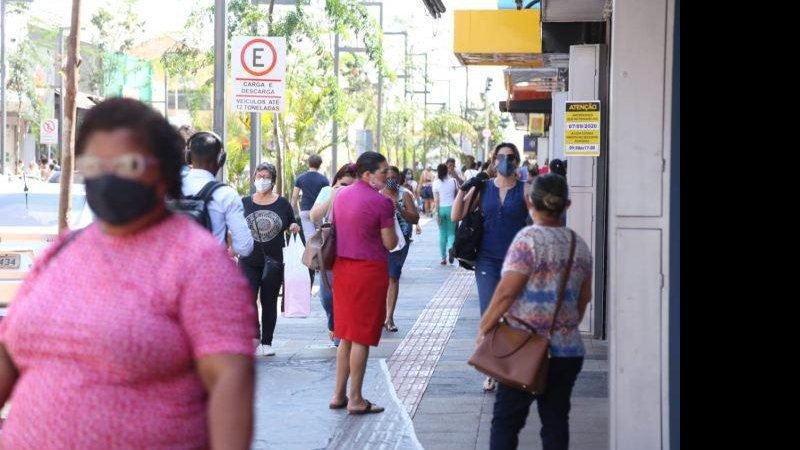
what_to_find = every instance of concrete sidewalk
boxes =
[255,217,609,449]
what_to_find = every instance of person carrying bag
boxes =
[301,188,338,291]
[471,173,594,450]
[468,230,575,393]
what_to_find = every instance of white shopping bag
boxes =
[390,216,407,253]
[282,235,311,317]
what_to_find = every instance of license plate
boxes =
[0,254,21,270]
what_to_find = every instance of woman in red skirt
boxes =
[329,151,398,415]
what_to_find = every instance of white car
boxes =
[0,179,93,308]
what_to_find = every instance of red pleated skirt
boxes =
[333,257,389,347]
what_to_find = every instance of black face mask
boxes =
[85,174,158,226]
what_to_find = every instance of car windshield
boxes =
[0,193,87,227]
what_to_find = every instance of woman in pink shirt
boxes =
[328,152,398,415]
[0,98,256,449]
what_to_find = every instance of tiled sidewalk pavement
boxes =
[252,214,607,449]
[411,283,610,450]
[386,270,475,416]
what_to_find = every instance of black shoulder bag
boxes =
[453,181,486,271]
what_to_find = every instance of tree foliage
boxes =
[161,0,385,195]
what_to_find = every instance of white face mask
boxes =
[255,179,273,193]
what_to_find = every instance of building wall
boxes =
[608,0,675,448]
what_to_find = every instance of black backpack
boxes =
[167,181,227,231]
[453,180,486,271]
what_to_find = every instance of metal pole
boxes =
[331,33,339,179]
[375,3,383,153]
[1,0,6,174]
[423,54,427,164]
[213,0,226,181]
[163,67,168,120]
[464,66,469,153]
[484,82,490,162]
[249,2,260,194]
[58,28,65,164]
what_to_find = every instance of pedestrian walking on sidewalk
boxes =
[433,163,459,265]
[0,98,256,449]
[292,154,330,244]
[309,162,358,346]
[478,173,593,450]
[420,164,435,216]
[183,131,254,258]
[452,143,529,392]
[240,162,301,357]
[403,169,425,235]
[329,151,398,415]
[382,166,420,332]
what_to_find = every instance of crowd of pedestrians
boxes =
[0,98,588,450]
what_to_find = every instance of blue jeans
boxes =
[490,357,584,450]
[476,257,504,316]
[318,270,334,331]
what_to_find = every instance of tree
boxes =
[465,93,511,161]
[6,29,47,172]
[86,0,146,96]
[3,5,50,172]
[422,111,477,164]
[161,0,385,195]
[57,0,82,232]
[381,97,416,169]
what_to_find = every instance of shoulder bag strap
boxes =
[548,230,577,336]
[323,187,340,225]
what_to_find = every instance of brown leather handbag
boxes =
[468,230,576,394]
[301,189,338,290]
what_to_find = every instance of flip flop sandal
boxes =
[385,323,399,332]
[347,400,385,415]
[329,397,349,410]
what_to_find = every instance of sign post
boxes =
[232,36,286,191]
[232,36,286,113]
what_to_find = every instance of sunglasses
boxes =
[77,154,159,180]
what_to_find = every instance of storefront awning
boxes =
[454,9,542,67]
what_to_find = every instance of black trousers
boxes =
[490,357,584,450]
[239,261,283,346]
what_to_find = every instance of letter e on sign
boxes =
[241,39,277,77]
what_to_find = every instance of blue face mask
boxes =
[496,155,518,177]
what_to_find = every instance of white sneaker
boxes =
[262,345,276,356]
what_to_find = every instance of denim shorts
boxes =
[388,240,411,278]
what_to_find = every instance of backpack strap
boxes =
[195,180,227,202]
[195,180,227,233]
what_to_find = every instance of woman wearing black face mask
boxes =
[0,98,256,449]
[451,142,529,392]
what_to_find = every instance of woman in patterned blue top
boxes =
[478,174,593,450]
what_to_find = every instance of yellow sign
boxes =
[565,101,601,157]
[454,10,542,66]
[528,114,545,136]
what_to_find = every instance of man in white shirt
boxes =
[183,132,254,257]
